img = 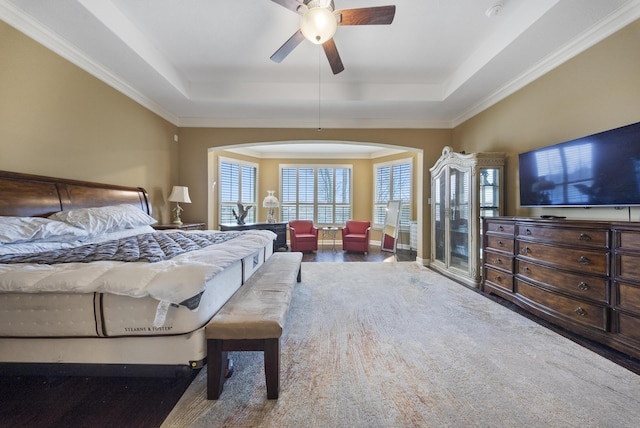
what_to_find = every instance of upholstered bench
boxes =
[205,251,303,400]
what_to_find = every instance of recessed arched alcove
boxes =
[207,140,425,262]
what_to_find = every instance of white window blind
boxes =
[280,165,352,225]
[373,158,413,229]
[219,158,257,224]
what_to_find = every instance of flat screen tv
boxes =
[519,121,640,207]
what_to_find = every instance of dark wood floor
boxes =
[302,245,415,262]
[2,246,639,428]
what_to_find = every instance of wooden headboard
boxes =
[0,170,151,218]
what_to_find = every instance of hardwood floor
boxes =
[0,373,197,428]
[2,246,639,428]
[301,246,415,262]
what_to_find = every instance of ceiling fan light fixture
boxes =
[300,7,337,44]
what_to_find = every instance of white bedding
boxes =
[0,229,276,326]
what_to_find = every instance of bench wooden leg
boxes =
[264,338,280,399]
[207,339,227,400]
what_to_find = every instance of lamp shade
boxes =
[168,186,191,203]
[300,7,337,44]
[262,190,280,208]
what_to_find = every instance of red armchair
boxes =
[288,220,319,252]
[342,220,371,253]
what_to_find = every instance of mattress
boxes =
[0,244,273,338]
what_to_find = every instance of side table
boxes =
[321,226,340,252]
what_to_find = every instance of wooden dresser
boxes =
[482,217,640,359]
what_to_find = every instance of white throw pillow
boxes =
[0,216,89,244]
[49,204,157,236]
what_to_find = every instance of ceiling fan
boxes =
[270,0,396,75]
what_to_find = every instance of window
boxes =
[373,158,412,229]
[219,157,257,224]
[280,165,352,225]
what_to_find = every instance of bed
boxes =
[0,170,275,377]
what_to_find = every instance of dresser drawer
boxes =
[485,220,515,235]
[615,253,640,283]
[517,260,608,303]
[484,266,513,292]
[617,311,640,343]
[486,235,514,254]
[614,281,640,315]
[484,250,513,272]
[515,279,608,332]
[516,241,608,275]
[517,224,608,248]
[615,229,640,251]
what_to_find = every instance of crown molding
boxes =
[0,0,179,125]
[452,0,640,127]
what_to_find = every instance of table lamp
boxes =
[262,190,280,223]
[168,186,191,224]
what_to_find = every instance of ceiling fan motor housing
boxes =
[304,0,335,12]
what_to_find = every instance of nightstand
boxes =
[153,223,206,231]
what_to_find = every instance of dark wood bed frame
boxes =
[0,170,178,377]
[0,170,151,218]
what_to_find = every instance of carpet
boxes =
[161,262,640,427]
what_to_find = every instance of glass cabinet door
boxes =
[433,171,446,263]
[449,167,469,271]
[479,168,501,219]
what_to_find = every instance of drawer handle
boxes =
[495,258,502,264]
[525,228,532,235]
[577,282,590,291]
[521,246,531,255]
[578,233,592,241]
[575,307,587,317]
[497,240,504,246]
[495,275,502,282]
[498,225,504,231]
[578,256,590,265]
[524,266,531,273]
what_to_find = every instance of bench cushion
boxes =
[205,252,302,340]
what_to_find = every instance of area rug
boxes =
[161,262,640,427]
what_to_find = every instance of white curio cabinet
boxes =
[429,146,505,287]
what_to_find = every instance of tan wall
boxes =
[453,18,640,221]
[0,21,179,222]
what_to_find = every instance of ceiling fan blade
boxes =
[337,5,396,25]
[271,30,306,63]
[322,38,344,75]
[270,0,305,14]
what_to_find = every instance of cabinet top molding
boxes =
[430,146,505,175]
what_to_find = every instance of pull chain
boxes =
[317,47,322,131]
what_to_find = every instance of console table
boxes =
[219,222,288,252]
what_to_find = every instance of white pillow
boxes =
[82,225,156,245]
[49,204,157,236]
[0,225,157,256]
[0,216,89,244]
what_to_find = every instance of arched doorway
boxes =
[206,140,425,263]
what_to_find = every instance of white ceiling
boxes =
[2,0,639,133]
